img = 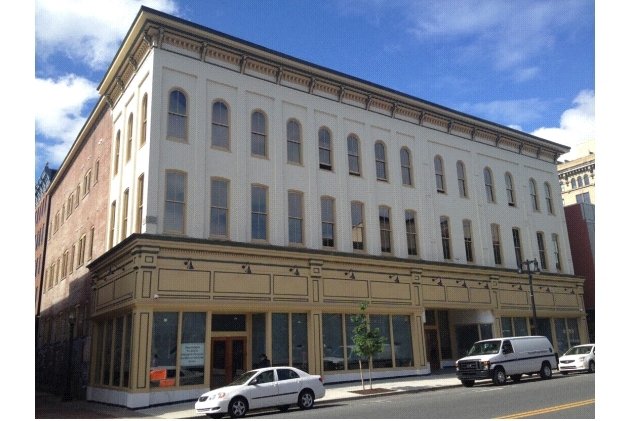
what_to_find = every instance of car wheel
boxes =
[540,362,552,380]
[277,405,290,412]
[492,367,506,386]
[588,360,595,373]
[461,380,475,387]
[298,390,315,410]
[510,374,522,383]
[228,397,248,418]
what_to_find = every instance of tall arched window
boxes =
[347,135,361,176]
[483,167,495,202]
[434,155,445,193]
[375,142,387,181]
[456,161,467,197]
[211,101,229,149]
[287,120,301,164]
[530,179,540,211]
[577,176,583,187]
[544,182,554,214]
[167,89,187,140]
[126,113,133,162]
[113,130,120,176]
[571,178,577,189]
[584,174,590,185]
[319,128,332,170]
[505,172,515,206]
[140,94,148,147]
[251,111,267,157]
[400,148,412,186]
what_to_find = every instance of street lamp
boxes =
[518,259,541,335]
[62,312,76,401]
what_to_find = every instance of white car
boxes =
[195,366,325,418]
[558,343,595,374]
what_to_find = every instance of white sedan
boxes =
[558,343,595,374]
[195,366,326,418]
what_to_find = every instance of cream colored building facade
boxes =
[85,7,588,408]
[558,139,595,206]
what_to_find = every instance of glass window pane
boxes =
[322,314,344,371]
[567,319,581,347]
[252,314,266,368]
[113,316,124,386]
[151,312,178,387]
[123,314,132,387]
[392,315,413,367]
[272,313,289,366]
[180,312,205,386]
[501,317,513,337]
[514,318,528,336]
[292,314,308,371]
[369,315,392,368]
[554,318,569,355]
[345,314,367,370]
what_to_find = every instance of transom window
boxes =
[211,101,229,149]
[319,128,332,170]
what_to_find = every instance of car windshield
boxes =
[564,345,592,355]
[227,370,258,386]
[466,340,501,356]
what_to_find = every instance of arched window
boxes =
[530,179,540,211]
[544,182,554,214]
[167,89,187,140]
[577,176,583,187]
[400,148,412,186]
[584,174,590,185]
[571,178,577,189]
[483,167,495,202]
[505,172,515,206]
[126,113,133,162]
[375,142,387,181]
[378,206,392,253]
[140,94,148,147]
[251,111,267,157]
[319,128,332,170]
[456,161,467,197]
[287,120,301,164]
[113,130,120,176]
[434,155,445,193]
[211,101,229,149]
[347,135,361,176]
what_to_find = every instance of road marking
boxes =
[496,399,595,418]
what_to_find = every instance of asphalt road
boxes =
[254,372,595,419]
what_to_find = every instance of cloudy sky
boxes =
[34,0,596,182]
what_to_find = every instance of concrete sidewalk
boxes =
[36,370,462,419]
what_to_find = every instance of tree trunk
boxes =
[359,359,365,390]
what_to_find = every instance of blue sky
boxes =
[34,0,596,182]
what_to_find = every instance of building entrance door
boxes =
[211,337,246,389]
[425,329,440,371]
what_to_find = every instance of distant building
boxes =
[557,139,596,342]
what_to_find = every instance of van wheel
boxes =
[510,374,522,382]
[588,361,595,373]
[492,367,506,386]
[539,362,552,380]
[461,380,475,387]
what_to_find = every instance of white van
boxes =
[455,336,558,387]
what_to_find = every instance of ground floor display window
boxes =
[271,313,308,371]
[554,318,581,354]
[501,317,528,337]
[322,312,414,371]
[455,323,493,358]
[93,314,132,387]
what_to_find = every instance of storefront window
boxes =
[554,319,569,354]
[535,318,552,344]
[392,315,413,367]
[103,319,113,385]
[322,314,343,371]
[180,312,205,386]
[123,314,132,388]
[437,311,452,359]
[345,314,367,369]
[292,313,308,371]
[113,316,124,386]
[272,313,289,366]
[567,319,581,347]
[501,317,512,337]
[151,312,178,387]
[370,315,393,368]
[94,322,103,385]
[252,314,266,368]
[514,318,528,336]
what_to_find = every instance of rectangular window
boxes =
[180,312,206,386]
[347,136,361,176]
[576,192,591,204]
[122,189,129,239]
[392,315,414,368]
[536,232,548,270]
[210,179,229,237]
[272,313,290,366]
[78,234,86,267]
[491,224,502,265]
[321,197,335,248]
[379,206,392,253]
[440,216,451,260]
[109,201,116,249]
[551,234,562,271]
[151,312,178,387]
[370,315,392,368]
[69,245,75,274]
[251,186,268,241]
[288,191,304,244]
[319,129,332,170]
[136,174,144,233]
[405,210,418,256]
[351,202,364,251]
[84,171,91,195]
[164,171,186,233]
[322,314,344,372]
[512,228,523,268]
[463,220,474,263]
[88,227,95,261]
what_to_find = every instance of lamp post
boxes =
[518,259,541,336]
[62,312,76,401]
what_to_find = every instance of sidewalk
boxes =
[36,370,462,419]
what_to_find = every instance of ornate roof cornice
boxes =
[98,7,570,164]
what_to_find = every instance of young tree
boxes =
[350,301,387,390]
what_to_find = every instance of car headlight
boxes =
[204,392,227,401]
[578,357,585,362]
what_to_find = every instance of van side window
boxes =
[502,341,514,354]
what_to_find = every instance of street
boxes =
[255,373,595,419]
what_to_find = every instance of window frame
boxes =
[378,205,393,254]
[375,141,388,181]
[505,172,516,207]
[434,155,445,193]
[400,148,413,186]
[512,227,523,268]
[405,210,418,256]
[551,233,562,271]
[114,130,121,176]
[483,167,495,203]
[121,189,129,240]
[456,161,467,197]
[167,88,188,142]
[536,231,548,270]
[530,179,540,212]
[318,127,333,171]
[251,185,268,242]
[351,201,365,251]
[287,119,302,165]
[126,113,133,162]
[164,171,187,235]
[347,135,361,176]
[251,110,267,158]
[544,182,554,214]
[440,216,452,260]
[288,190,304,245]
[463,219,474,263]
[140,93,148,147]
[321,196,335,248]
[136,174,144,234]
[211,100,230,150]
[491,223,502,265]
[210,178,230,238]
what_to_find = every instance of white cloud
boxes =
[458,98,548,126]
[35,75,100,166]
[35,0,179,70]
[531,90,595,161]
